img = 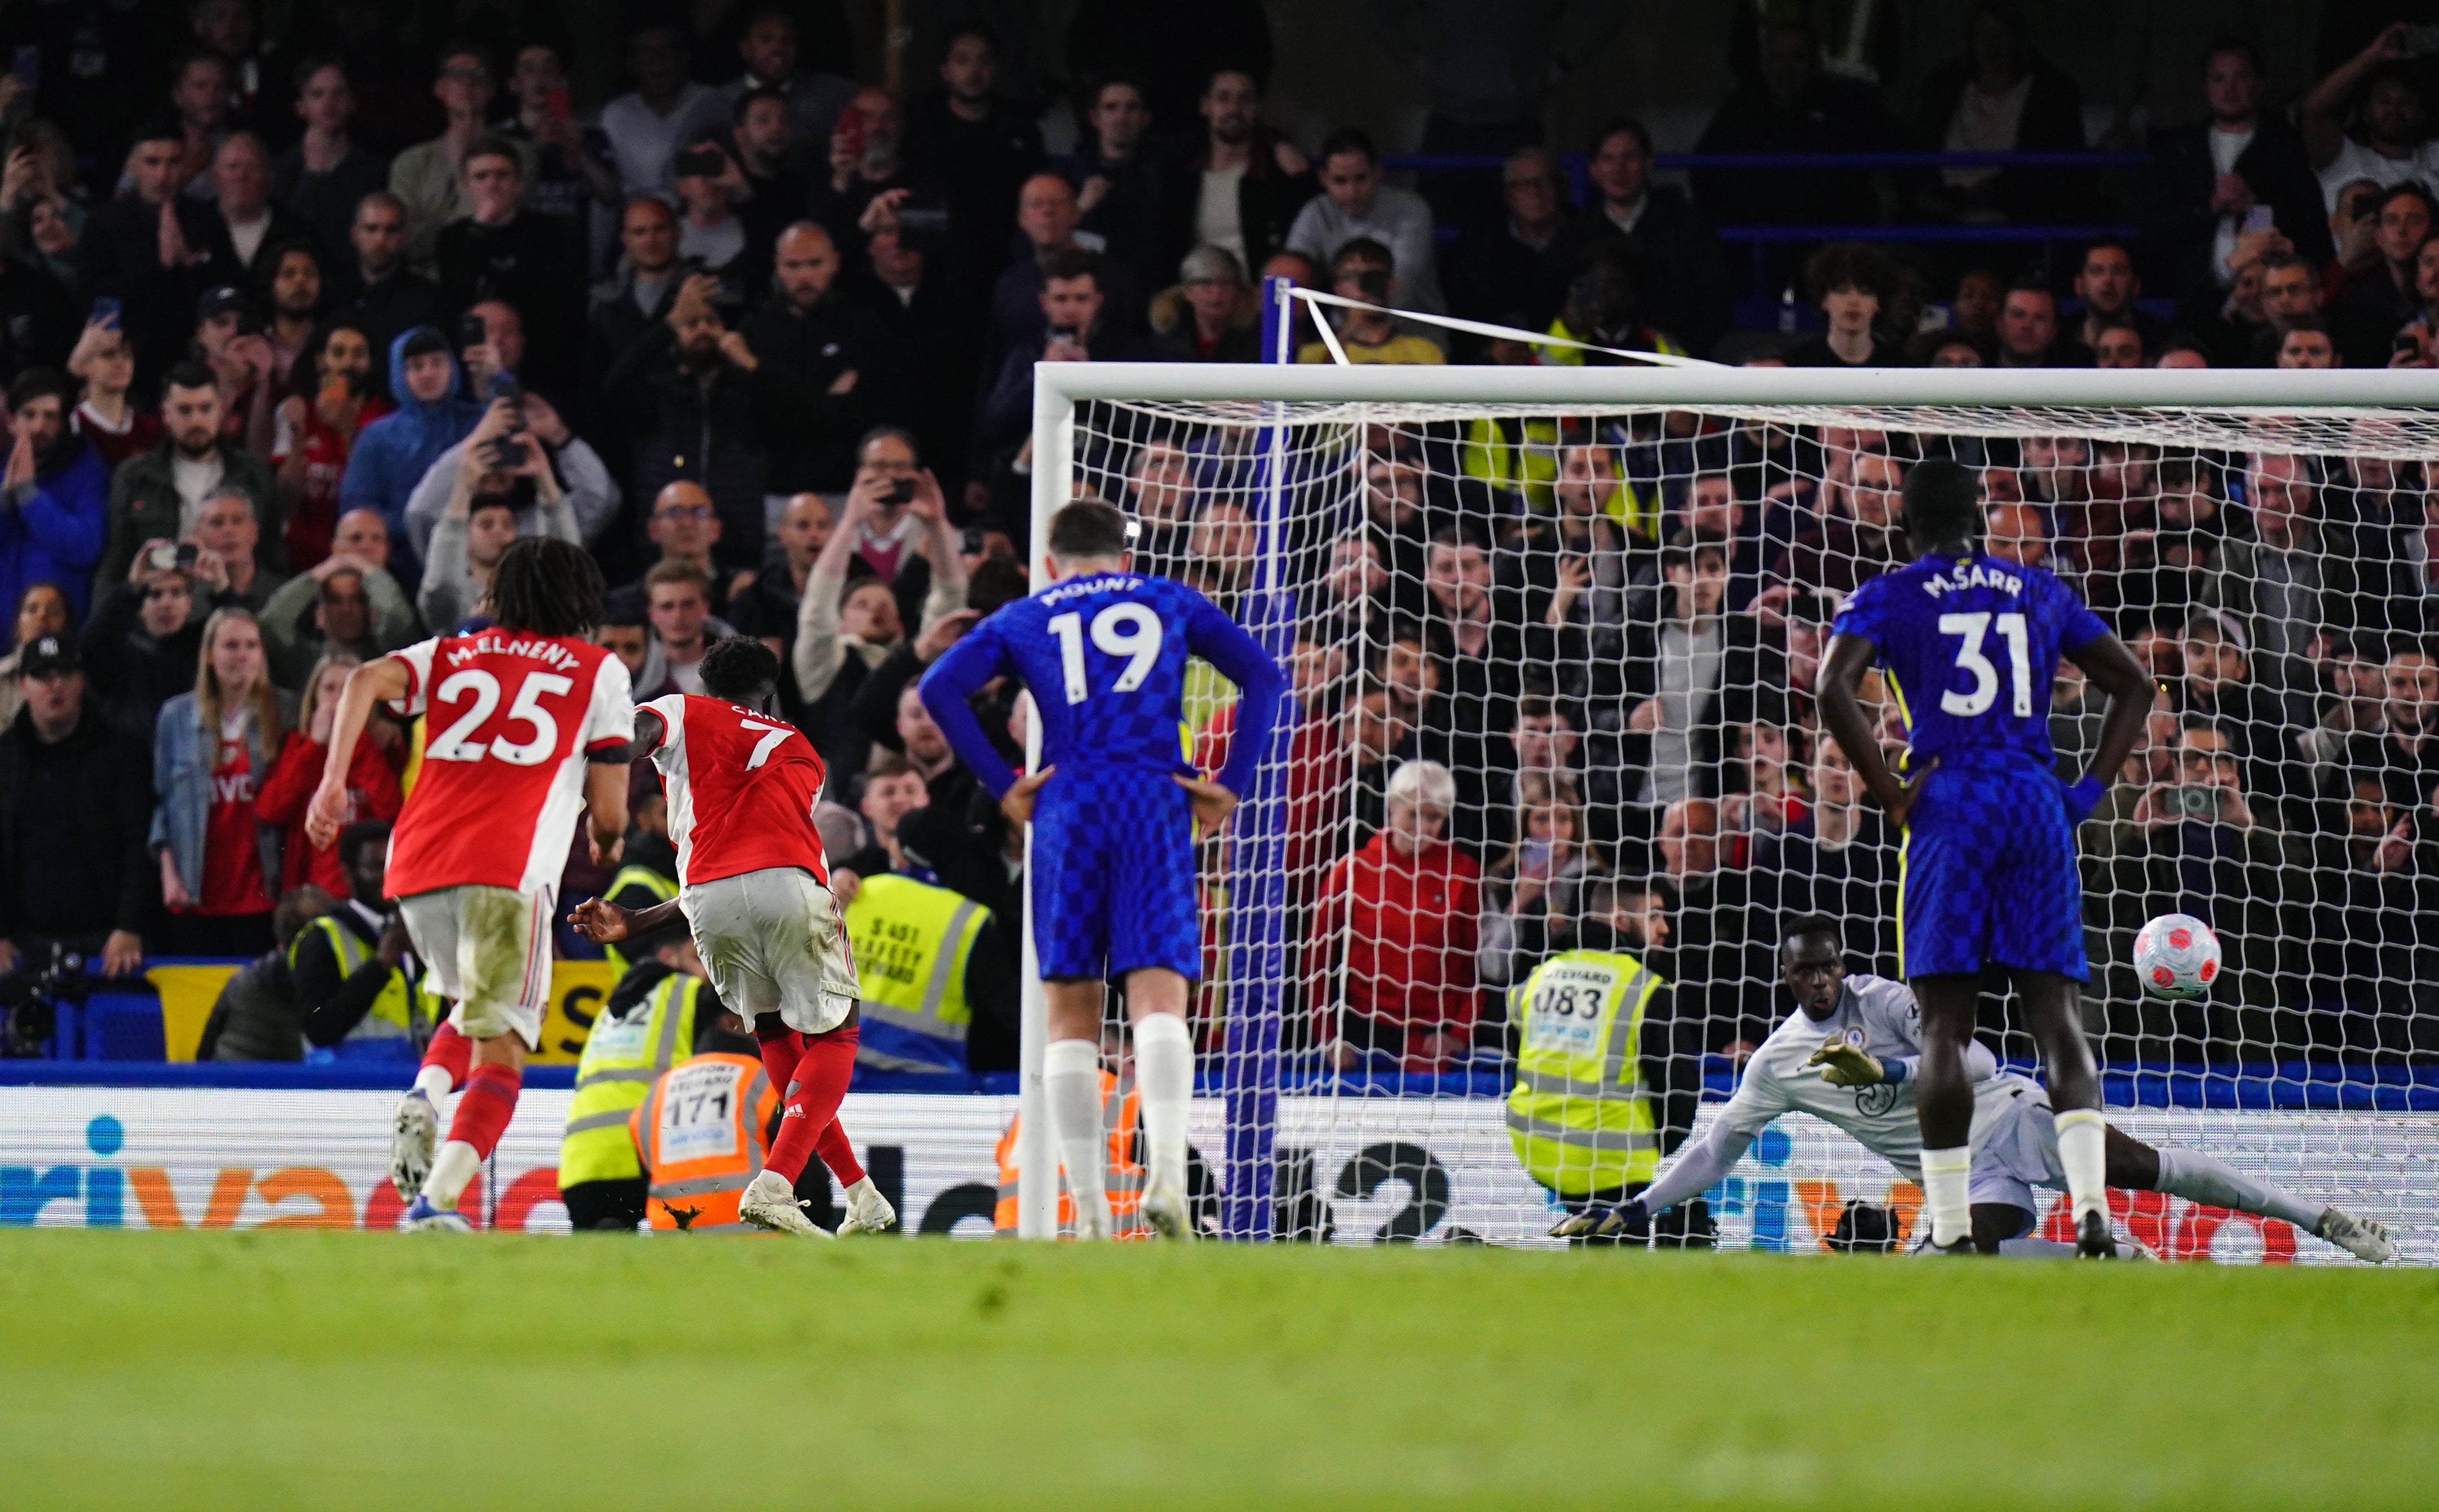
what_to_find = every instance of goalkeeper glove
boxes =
[1549,1195,1648,1240]
[1802,1039,1886,1087]
[2060,773,2105,825]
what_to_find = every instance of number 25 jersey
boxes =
[642,693,832,888]
[1830,550,2109,768]
[384,631,635,897]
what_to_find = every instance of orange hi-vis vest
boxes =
[993,1067,1148,1239]
[628,1051,778,1232]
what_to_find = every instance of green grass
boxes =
[2,1232,2435,1510]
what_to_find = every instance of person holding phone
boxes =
[271,320,388,567]
[433,137,580,393]
[1291,239,1442,365]
[493,42,619,243]
[2140,37,2333,311]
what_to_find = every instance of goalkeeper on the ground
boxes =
[1556,914,2395,1262]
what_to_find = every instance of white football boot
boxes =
[836,1178,898,1236]
[390,1090,438,1201]
[738,1171,832,1236]
[2317,1207,2398,1263]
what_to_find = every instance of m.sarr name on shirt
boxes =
[443,634,584,671]
[1038,573,1143,607]
[1921,560,2026,599]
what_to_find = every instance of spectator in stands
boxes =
[257,655,402,898]
[273,321,388,568]
[722,8,856,156]
[743,223,885,501]
[67,321,160,473]
[335,329,478,565]
[492,42,621,254]
[1476,770,1597,992]
[0,631,151,979]
[100,359,281,588]
[1150,244,1256,362]
[598,23,727,206]
[330,194,450,392]
[153,605,290,954]
[2,369,105,624]
[81,117,202,381]
[2330,182,2433,367]
[994,173,1145,363]
[1621,538,1770,811]
[600,272,772,571]
[2296,635,2391,800]
[2144,37,2334,314]
[1309,758,1480,1071]
[2372,646,2439,812]
[2089,318,2146,369]
[615,480,730,618]
[980,248,1146,456]
[790,500,911,766]
[672,146,765,314]
[434,138,580,381]
[256,539,413,689]
[419,488,522,633]
[1568,117,1730,357]
[2301,24,2439,212]
[0,583,69,724]
[1994,280,2076,368]
[2066,240,2170,362]
[388,44,533,271]
[646,563,719,696]
[1284,682,1416,879]
[2276,321,2340,369]
[192,282,281,458]
[808,85,916,262]
[1160,68,1311,280]
[1055,74,1163,286]
[81,550,202,742]
[1782,242,1901,368]
[1294,240,1442,365]
[1285,128,1443,319]
[174,485,277,613]
[255,244,329,397]
[193,887,329,1062]
[2204,453,2331,712]
[715,87,814,258]
[845,750,929,877]
[182,134,307,300]
[1692,17,1899,236]
[1915,3,2091,226]
[2299,771,2439,1055]
[1755,737,1899,979]
[726,492,828,646]
[403,378,614,556]
[1447,147,1574,328]
[591,197,684,374]
[272,60,392,272]
[1774,447,1907,596]
[904,24,1042,275]
[1420,525,1520,826]
[2251,251,2326,366]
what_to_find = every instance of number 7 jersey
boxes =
[385,630,634,896]
[1829,549,2109,768]
[642,693,832,887]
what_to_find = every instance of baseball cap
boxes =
[196,285,246,324]
[18,634,79,678]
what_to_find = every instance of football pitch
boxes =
[3,1232,2432,1511]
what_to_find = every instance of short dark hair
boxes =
[292,55,347,91]
[942,20,1000,57]
[732,84,788,125]
[1590,114,1652,157]
[1779,912,1844,947]
[337,820,392,868]
[2004,275,2056,303]
[462,133,522,175]
[467,492,517,522]
[699,635,781,702]
[1202,62,1263,95]
[1318,127,1377,167]
[1042,245,1102,288]
[8,366,71,413]
[966,556,1027,617]
[1332,237,1394,275]
[2082,236,2136,269]
[2377,180,2436,220]
[2202,34,2265,78]
[1901,458,1981,542]
[489,537,604,636]
[162,359,218,396]
[1048,499,1129,561]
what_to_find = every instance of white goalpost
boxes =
[1017,352,2439,1258]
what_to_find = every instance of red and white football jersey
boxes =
[644,693,830,887]
[385,631,634,896]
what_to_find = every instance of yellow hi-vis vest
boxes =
[558,972,701,1187]
[844,872,986,1072]
[1505,949,1662,1196]
[600,864,679,976]
[286,913,436,1045]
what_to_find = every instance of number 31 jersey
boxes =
[1830,550,2109,768]
[643,693,831,887]
[384,631,634,896]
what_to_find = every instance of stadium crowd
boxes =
[0,3,2429,1118]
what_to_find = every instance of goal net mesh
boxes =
[1059,395,2438,1262]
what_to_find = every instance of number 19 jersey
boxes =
[1830,550,2109,768]
[384,630,634,897]
[643,693,831,887]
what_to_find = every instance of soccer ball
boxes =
[2133,914,2223,1000]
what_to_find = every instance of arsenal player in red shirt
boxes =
[573,636,892,1236]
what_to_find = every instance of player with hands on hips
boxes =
[919,500,1288,1240]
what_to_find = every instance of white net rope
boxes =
[1070,396,2439,1261]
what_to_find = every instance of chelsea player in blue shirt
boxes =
[919,499,1288,1239]
[1817,459,2154,1258]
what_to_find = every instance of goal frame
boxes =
[1017,351,2439,1241]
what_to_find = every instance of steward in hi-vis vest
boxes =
[630,1047,780,1232]
[1506,947,1663,1198]
[994,1067,1146,1238]
[558,929,715,1231]
[845,872,994,1073]
[293,821,445,1056]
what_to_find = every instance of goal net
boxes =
[1017,359,2439,1262]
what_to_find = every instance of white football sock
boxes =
[1132,1013,1192,1197]
[1921,1146,1972,1248]
[2153,1147,2321,1229]
[422,1139,480,1209]
[2055,1108,2107,1223]
[411,1065,452,1102]
[1042,1038,1110,1235]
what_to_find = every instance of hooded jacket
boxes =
[337,330,485,558]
